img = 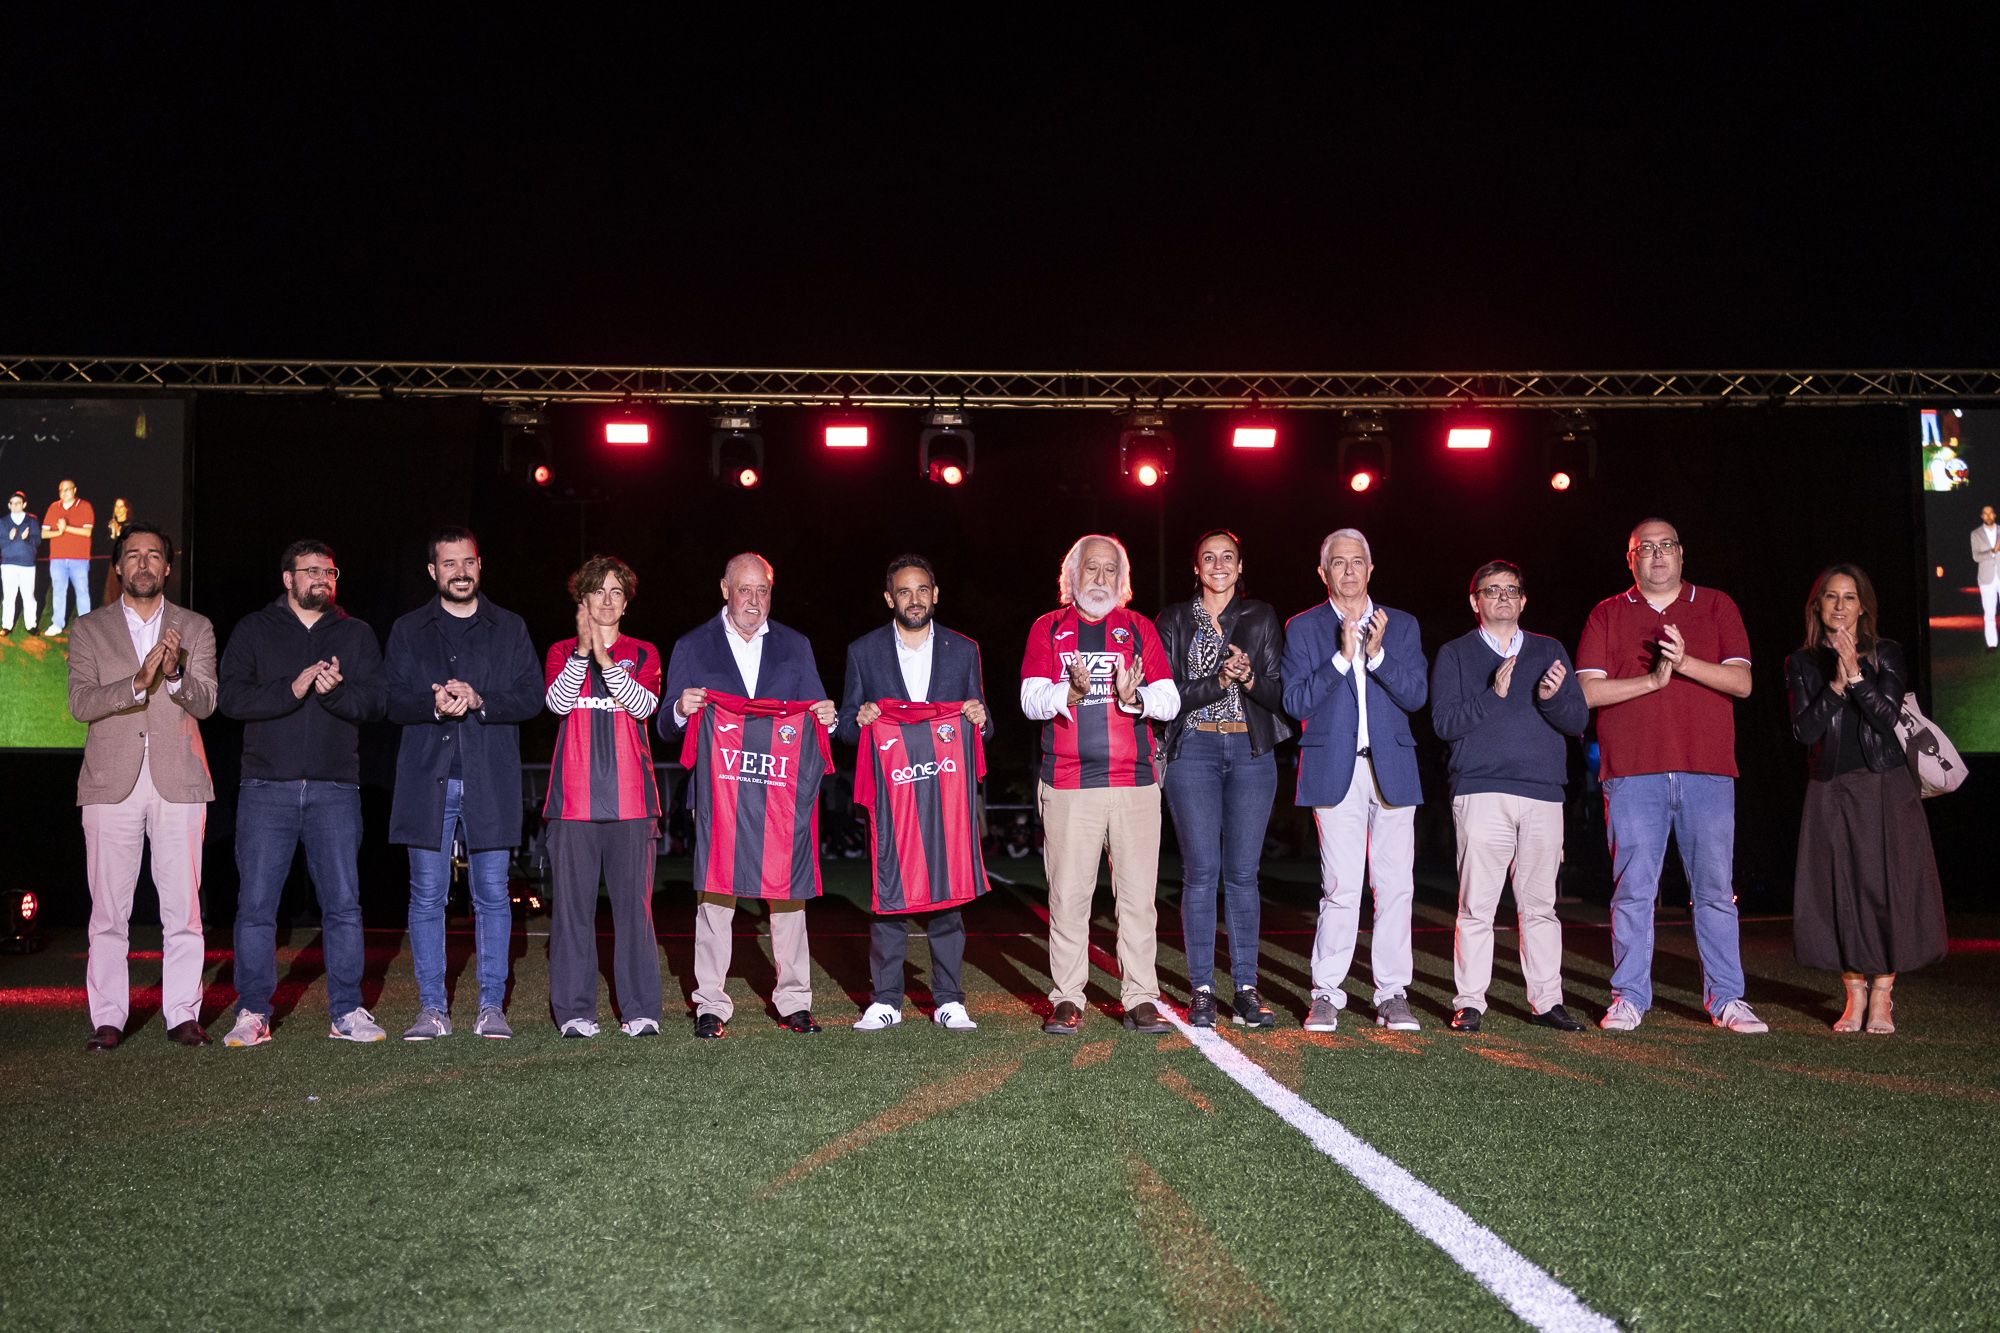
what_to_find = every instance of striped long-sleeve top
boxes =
[542,634,663,821]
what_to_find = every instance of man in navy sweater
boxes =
[1428,559,1589,1032]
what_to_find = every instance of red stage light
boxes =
[531,464,553,487]
[605,421,650,446]
[1232,426,1277,450]
[1550,471,1573,491]
[825,424,870,448]
[1446,427,1492,450]
[736,467,761,489]
[18,892,35,922]
[1135,462,1162,487]
[936,463,965,486]
[1349,470,1374,493]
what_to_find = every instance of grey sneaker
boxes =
[1304,996,1340,1032]
[1599,998,1643,1031]
[329,1007,386,1043]
[559,1017,600,1038]
[402,1009,452,1041]
[1375,995,1420,1031]
[223,1010,271,1048]
[474,1007,513,1040]
[620,1018,661,1037]
[1712,999,1769,1034]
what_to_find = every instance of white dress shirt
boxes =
[670,607,769,728]
[896,621,934,702]
[1327,598,1386,751]
[123,597,183,703]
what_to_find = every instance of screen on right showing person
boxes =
[1921,406,2000,753]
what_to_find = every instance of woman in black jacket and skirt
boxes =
[1156,529,1292,1028]
[1786,564,1945,1034]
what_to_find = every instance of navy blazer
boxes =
[383,596,544,850]
[1280,601,1428,808]
[835,621,992,746]
[657,613,828,743]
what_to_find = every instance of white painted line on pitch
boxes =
[1170,1015,1620,1333]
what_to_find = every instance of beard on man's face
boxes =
[895,602,932,631]
[1076,586,1117,617]
[295,585,333,611]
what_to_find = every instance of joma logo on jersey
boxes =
[891,758,958,785]
[720,748,790,778]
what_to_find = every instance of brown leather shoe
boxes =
[1122,1001,1170,1034]
[84,1025,122,1052]
[166,1020,213,1047]
[1042,1000,1082,1035]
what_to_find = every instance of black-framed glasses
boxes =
[1629,541,1681,557]
[1477,584,1524,601]
[294,565,340,580]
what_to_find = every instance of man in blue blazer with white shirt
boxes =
[1281,527,1428,1034]
[658,552,836,1040]
[836,554,992,1034]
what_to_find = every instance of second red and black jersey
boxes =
[679,690,832,901]
[1020,606,1171,789]
[853,701,990,914]
[543,636,663,822]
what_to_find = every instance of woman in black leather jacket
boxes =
[1785,564,1945,1034]
[1155,529,1292,1028]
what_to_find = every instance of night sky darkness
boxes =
[3,13,1994,916]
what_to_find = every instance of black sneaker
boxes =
[1449,1006,1482,1033]
[1527,1004,1586,1032]
[1186,987,1218,1028]
[1231,986,1277,1028]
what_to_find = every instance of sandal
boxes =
[1833,973,1867,1033]
[1865,976,1896,1035]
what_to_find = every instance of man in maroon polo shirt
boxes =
[1575,518,1768,1034]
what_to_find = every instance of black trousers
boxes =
[870,909,966,1007]
[547,818,663,1025]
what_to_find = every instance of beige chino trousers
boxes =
[1451,791,1566,1014]
[1039,782,1161,1009]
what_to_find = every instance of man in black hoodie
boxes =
[218,540,387,1046]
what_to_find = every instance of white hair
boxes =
[1318,527,1373,568]
[1058,533,1134,608]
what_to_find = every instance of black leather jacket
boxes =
[1153,594,1293,760]
[1785,639,1906,780]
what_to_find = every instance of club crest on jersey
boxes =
[935,723,956,743]
[778,724,798,744]
[1111,626,1131,644]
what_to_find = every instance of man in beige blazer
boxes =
[67,523,218,1051]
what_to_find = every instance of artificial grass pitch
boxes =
[3,862,1998,1331]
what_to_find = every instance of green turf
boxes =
[3,862,1997,1331]
[0,625,85,749]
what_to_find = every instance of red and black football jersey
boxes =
[1019,606,1172,789]
[679,690,832,901]
[853,701,990,914]
[543,636,664,822]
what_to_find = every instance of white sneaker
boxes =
[853,1002,902,1031]
[933,1001,977,1031]
[559,1018,600,1039]
[1712,999,1769,1034]
[1599,998,1643,1031]
[224,1010,271,1047]
[329,1007,386,1042]
[620,1018,660,1038]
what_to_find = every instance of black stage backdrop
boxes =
[16,397,1982,925]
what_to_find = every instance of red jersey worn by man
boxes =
[854,700,990,914]
[680,690,831,901]
[1575,583,1752,779]
[1019,605,1172,788]
[542,635,663,821]
[45,493,93,560]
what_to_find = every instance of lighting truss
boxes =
[3,356,2000,409]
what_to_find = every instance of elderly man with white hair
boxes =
[1019,534,1179,1034]
[1281,527,1429,1033]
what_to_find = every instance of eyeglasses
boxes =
[1628,541,1681,557]
[1477,585,1524,601]
[294,566,340,580]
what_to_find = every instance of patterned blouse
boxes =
[1183,597,1244,729]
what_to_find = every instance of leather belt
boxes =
[1192,720,1249,734]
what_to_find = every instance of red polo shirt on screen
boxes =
[1575,583,1752,780]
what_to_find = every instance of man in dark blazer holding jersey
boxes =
[1281,527,1428,1035]
[659,551,836,1039]
[836,553,992,1034]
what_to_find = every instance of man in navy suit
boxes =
[659,552,837,1039]
[837,554,992,1033]
[1280,528,1428,1033]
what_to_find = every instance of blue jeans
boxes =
[407,778,512,1013]
[48,557,89,629]
[1603,771,1745,1015]
[234,779,366,1018]
[1162,728,1278,991]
